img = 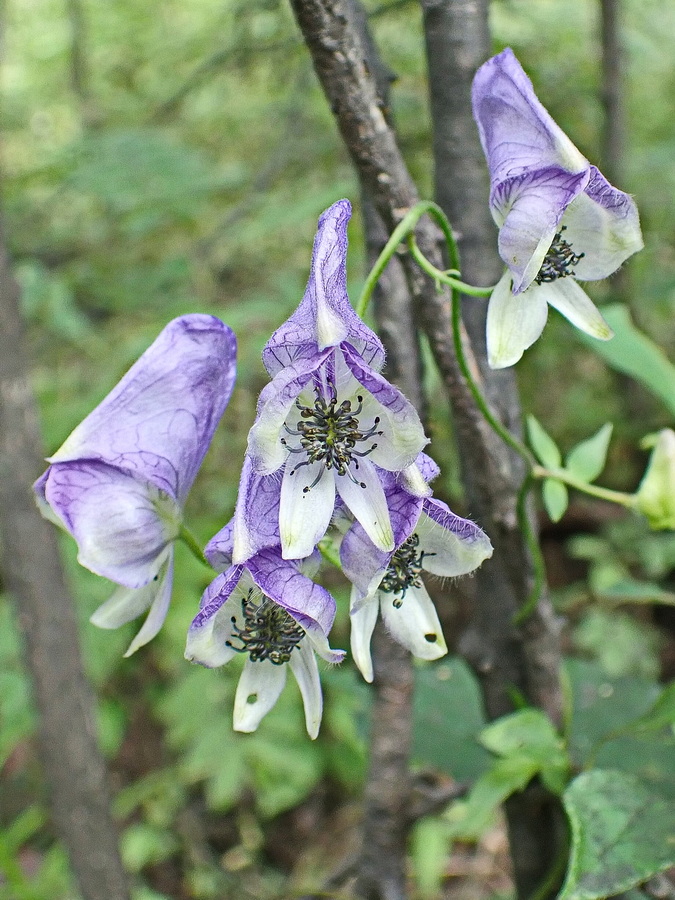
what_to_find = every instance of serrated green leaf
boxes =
[527,415,562,467]
[579,305,675,417]
[566,424,613,483]
[559,770,675,900]
[543,478,569,522]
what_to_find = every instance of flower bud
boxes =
[635,429,675,530]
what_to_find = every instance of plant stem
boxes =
[179,525,212,568]
[531,465,639,509]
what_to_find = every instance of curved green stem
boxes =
[532,465,639,509]
[178,525,212,569]
[356,200,492,318]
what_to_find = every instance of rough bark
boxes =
[600,0,624,186]
[421,3,565,895]
[350,3,423,897]
[0,217,130,900]
[288,1,564,895]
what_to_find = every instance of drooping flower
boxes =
[35,315,237,655]
[237,200,428,562]
[185,547,345,738]
[340,458,493,682]
[472,48,643,368]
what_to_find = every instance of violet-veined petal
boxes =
[262,200,385,375]
[340,521,391,603]
[43,461,180,587]
[342,344,428,470]
[335,458,394,553]
[537,278,613,340]
[247,548,344,664]
[279,460,336,560]
[486,270,549,369]
[205,521,234,571]
[247,357,326,474]
[185,566,247,668]
[48,315,237,502]
[379,583,447,661]
[349,592,379,684]
[289,640,324,739]
[472,48,588,185]
[233,659,287,733]
[231,456,282,563]
[417,499,493,576]
[559,167,643,281]
[494,167,589,292]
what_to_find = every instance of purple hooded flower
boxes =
[472,48,643,368]
[35,315,237,655]
[239,200,428,561]
[185,548,345,738]
[340,457,493,682]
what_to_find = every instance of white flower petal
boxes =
[233,658,287,733]
[349,589,379,683]
[537,278,613,340]
[279,460,336,559]
[416,512,493,577]
[289,640,323,739]
[486,270,549,368]
[379,583,447,661]
[335,458,394,552]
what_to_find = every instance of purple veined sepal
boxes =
[185,548,345,739]
[341,471,493,682]
[472,48,643,368]
[244,344,428,560]
[34,314,237,655]
[262,199,385,376]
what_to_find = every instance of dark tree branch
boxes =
[0,221,130,899]
[287,1,564,895]
[421,4,566,895]
[600,0,624,185]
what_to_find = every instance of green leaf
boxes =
[624,682,675,735]
[559,770,675,900]
[527,415,562,467]
[479,709,569,794]
[566,424,613,483]
[121,824,178,873]
[580,304,675,417]
[445,755,539,840]
[413,658,491,781]
[543,478,569,522]
[565,659,675,794]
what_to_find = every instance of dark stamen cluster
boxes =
[226,594,304,665]
[282,391,383,492]
[534,226,585,284]
[379,534,435,608]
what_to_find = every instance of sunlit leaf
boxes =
[566,423,613,483]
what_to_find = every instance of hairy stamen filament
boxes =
[380,534,436,607]
[534,225,585,285]
[226,593,304,665]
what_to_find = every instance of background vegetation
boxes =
[1,0,674,897]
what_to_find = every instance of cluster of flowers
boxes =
[36,200,492,738]
[35,49,651,738]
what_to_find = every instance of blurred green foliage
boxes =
[1,0,674,897]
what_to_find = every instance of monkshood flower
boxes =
[35,315,237,656]
[340,456,493,682]
[472,48,643,368]
[238,200,428,561]
[185,547,345,738]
